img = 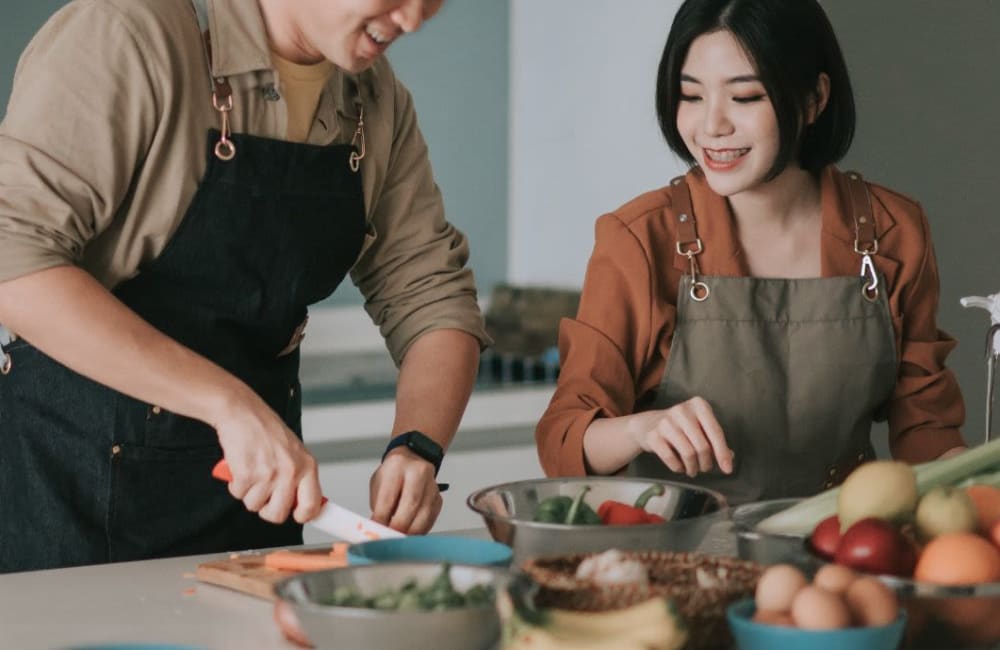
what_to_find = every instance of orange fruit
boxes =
[966,485,1000,533]
[991,519,1000,547]
[915,533,1000,585]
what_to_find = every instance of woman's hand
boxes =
[632,397,735,477]
[369,449,443,534]
[213,389,323,525]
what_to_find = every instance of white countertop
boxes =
[0,549,293,650]
[0,524,737,650]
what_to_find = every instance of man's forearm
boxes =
[391,328,480,449]
[0,265,248,426]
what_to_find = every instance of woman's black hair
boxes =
[655,0,855,179]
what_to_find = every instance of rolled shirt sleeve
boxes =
[536,213,663,476]
[350,71,489,365]
[0,2,157,284]
[888,210,966,461]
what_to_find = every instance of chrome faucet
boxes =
[961,292,1000,442]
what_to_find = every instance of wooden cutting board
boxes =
[196,548,338,600]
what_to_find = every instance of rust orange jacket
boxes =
[536,166,966,477]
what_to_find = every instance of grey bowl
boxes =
[274,562,507,650]
[467,476,728,563]
[731,498,821,573]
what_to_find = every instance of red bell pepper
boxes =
[597,484,667,525]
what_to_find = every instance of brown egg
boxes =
[813,564,857,594]
[753,608,795,627]
[755,564,808,613]
[790,585,852,630]
[844,576,899,627]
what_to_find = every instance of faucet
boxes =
[961,292,1000,442]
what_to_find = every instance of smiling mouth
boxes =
[365,25,394,46]
[704,148,750,162]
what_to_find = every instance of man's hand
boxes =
[369,448,443,534]
[213,388,323,525]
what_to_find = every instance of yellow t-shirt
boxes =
[270,52,334,143]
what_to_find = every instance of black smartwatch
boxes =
[382,430,444,477]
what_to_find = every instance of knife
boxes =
[212,460,404,543]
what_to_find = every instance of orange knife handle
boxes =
[212,459,328,506]
[212,459,233,482]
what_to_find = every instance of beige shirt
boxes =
[270,52,333,143]
[0,0,489,364]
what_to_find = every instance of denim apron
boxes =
[628,173,898,505]
[0,2,366,572]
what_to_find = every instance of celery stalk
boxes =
[756,436,1000,536]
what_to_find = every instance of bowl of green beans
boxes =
[273,562,507,650]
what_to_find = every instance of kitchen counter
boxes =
[0,524,737,650]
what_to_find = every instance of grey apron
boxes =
[629,173,897,505]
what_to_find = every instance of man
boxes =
[0,0,487,572]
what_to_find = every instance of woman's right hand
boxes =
[632,397,735,477]
[212,389,323,525]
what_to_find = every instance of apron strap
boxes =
[845,171,877,254]
[844,171,881,302]
[189,0,236,161]
[669,175,709,301]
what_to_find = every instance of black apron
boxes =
[0,6,366,572]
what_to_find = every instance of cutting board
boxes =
[196,548,337,600]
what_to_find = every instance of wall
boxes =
[508,0,686,288]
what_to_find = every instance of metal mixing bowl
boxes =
[274,562,507,650]
[466,477,728,563]
[731,498,821,573]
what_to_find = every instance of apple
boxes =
[834,517,917,577]
[809,515,842,560]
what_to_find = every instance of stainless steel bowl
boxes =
[731,498,821,573]
[274,562,507,650]
[467,477,728,563]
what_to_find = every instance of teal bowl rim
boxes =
[726,597,907,640]
[347,535,513,566]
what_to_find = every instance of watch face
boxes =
[408,433,442,462]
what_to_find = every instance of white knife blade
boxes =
[308,500,404,543]
[212,459,404,543]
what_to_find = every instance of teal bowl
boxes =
[727,599,906,650]
[348,535,512,567]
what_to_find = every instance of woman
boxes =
[0,0,488,572]
[536,0,966,505]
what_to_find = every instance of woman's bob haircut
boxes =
[656,0,855,180]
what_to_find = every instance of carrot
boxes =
[264,549,348,572]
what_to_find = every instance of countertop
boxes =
[0,524,737,650]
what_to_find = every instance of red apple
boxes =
[810,515,842,560]
[834,517,917,577]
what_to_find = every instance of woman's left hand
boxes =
[369,448,443,534]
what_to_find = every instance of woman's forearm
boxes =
[582,411,656,474]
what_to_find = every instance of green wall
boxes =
[0,1,509,307]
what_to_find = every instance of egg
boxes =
[790,585,852,630]
[843,576,899,627]
[752,608,795,627]
[813,564,857,594]
[755,564,808,613]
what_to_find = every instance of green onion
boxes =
[756,437,1000,535]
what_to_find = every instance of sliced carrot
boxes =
[264,550,349,572]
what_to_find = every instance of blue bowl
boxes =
[727,598,906,650]
[348,535,512,567]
